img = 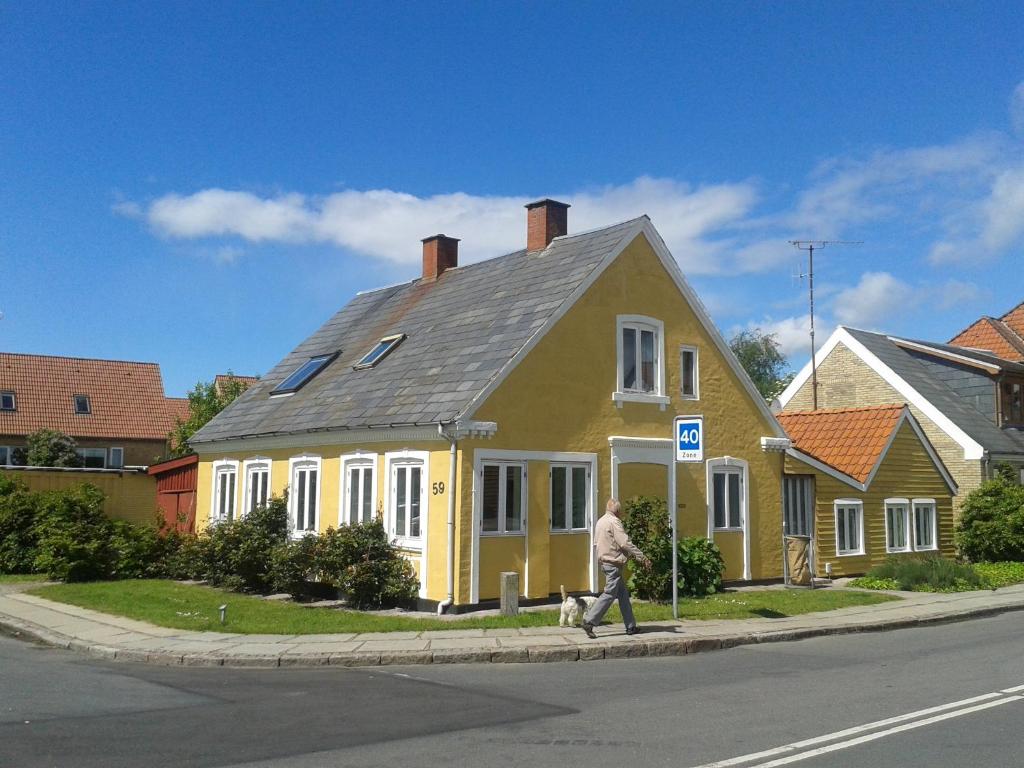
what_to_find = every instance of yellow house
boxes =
[777,405,957,579]
[190,200,791,609]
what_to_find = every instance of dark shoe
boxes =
[581,621,597,639]
[625,626,641,636]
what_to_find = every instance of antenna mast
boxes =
[789,240,862,410]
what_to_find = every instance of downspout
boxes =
[437,423,457,614]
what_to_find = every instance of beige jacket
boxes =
[594,511,645,566]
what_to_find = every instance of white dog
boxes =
[558,585,598,627]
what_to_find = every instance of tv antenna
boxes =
[789,240,862,410]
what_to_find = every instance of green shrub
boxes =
[0,476,44,573]
[861,555,983,592]
[24,429,82,468]
[955,469,1024,563]
[623,496,724,600]
[33,484,114,582]
[849,576,900,590]
[269,535,319,596]
[973,561,1024,589]
[194,496,290,592]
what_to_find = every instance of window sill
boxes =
[886,547,912,554]
[480,531,526,538]
[612,391,670,410]
[913,544,938,552]
[713,526,743,533]
[393,537,423,551]
[550,528,589,535]
[837,550,865,557]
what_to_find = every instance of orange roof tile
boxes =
[949,317,1024,361]
[778,405,906,483]
[165,397,191,425]
[214,374,258,394]
[1002,301,1024,339]
[0,352,180,441]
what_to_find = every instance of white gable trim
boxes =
[785,448,865,491]
[777,327,986,461]
[900,409,959,495]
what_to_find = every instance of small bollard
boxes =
[219,604,227,625]
[499,572,519,617]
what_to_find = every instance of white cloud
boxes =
[735,315,816,360]
[929,165,1024,263]
[936,279,983,310]
[832,271,915,328]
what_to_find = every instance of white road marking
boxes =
[691,689,1022,768]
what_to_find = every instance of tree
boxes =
[168,374,253,457]
[23,429,82,468]
[729,329,795,402]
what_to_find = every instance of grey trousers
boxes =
[584,562,636,629]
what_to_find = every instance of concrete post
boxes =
[500,571,519,616]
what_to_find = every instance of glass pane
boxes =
[348,468,359,525]
[396,467,407,536]
[361,468,373,522]
[571,466,587,529]
[505,467,522,532]
[307,470,317,531]
[409,467,421,537]
[482,465,500,532]
[682,350,695,396]
[849,510,859,551]
[640,330,655,393]
[218,473,227,520]
[259,471,268,507]
[296,472,306,531]
[837,509,848,551]
[227,473,235,522]
[622,328,636,390]
[551,467,566,530]
[272,354,333,394]
[727,472,741,528]
[713,473,726,528]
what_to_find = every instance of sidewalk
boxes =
[3,582,1024,668]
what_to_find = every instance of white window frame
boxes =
[680,344,700,400]
[709,464,745,531]
[885,498,911,553]
[210,459,240,524]
[834,499,865,556]
[77,447,107,468]
[0,446,10,465]
[549,463,590,533]
[288,454,321,538]
[480,461,527,536]
[242,457,272,517]
[912,498,938,552]
[108,447,124,469]
[384,450,428,551]
[613,314,669,409]
[341,451,378,526]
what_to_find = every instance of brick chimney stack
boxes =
[421,234,460,281]
[525,199,570,251]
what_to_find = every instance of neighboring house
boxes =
[777,327,1024,512]
[0,352,183,468]
[190,200,791,609]
[214,374,259,396]
[949,301,1024,363]
[778,405,956,578]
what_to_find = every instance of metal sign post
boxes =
[671,416,704,619]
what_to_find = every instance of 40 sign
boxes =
[674,416,704,462]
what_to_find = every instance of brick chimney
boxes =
[421,234,460,281]
[525,199,570,251]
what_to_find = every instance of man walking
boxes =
[583,498,650,638]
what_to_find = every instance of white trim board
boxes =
[777,326,986,461]
[192,425,445,455]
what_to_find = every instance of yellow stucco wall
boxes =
[784,421,955,577]
[0,468,158,526]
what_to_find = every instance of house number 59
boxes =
[432,482,445,495]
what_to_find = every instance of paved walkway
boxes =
[3,582,1024,668]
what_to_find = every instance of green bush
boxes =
[24,429,82,468]
[193,496,290,592]
[849,576,900,591]
[955,468,1024,563]
[623,496,724,600]
[859,555,983,593]
[33,484,115,582]
[974,561,1024,589]
[0,476,44,574]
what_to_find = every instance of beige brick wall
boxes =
[785,342,984,517]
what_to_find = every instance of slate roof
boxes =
[844,328,1024,455]
[949,317,1024,362]
[893,336,1024,374]
[191,218,645,444]
[0,352,180,441]
[778,405,905,483]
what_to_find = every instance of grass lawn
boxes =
[29,580,897,635]
[0,574,47,584]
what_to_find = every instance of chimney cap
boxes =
[524,198,570,210]
[421,233,461,243]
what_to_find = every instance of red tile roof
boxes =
[165,397,191,425]
[214,374,258,394]
[0,352,180,441]
[949,317,1024,362]
[1002,301,1024,339]
[778,405,906,483]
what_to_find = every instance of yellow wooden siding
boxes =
[0,468,158,526]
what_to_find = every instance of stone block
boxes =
[328,652,381,667]
[490,647,529,663]
[528,646,579,663]
[431,649,492,664]
[380,651,434,666]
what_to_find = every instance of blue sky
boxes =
[3,1,1023,396]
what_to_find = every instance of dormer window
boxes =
[270,352,338,396]
[354,334,405,370]
[0,391,14,411]
[74,394,91,414]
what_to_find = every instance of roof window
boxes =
[74,394,91,414]
[271,352,338,396]
[0,391,14,411]
[355,334,406,370]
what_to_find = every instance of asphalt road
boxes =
[3,611,1024,768]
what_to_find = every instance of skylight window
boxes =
[354,334,406,370]
[271,352,338,396]
[74,394,91,414]
[0,391,14,411]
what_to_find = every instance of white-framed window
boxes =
[341,453,377,525]
[783,475,813,537]
[242,458,271,515]
[0,446,9,465]
[551,463,588,532]
[481,461,526,535]
[680,344,699,399]
[354,334,406,370]
[211,459,240,523]
[0,391,15,411]
[711,465,744,530]
[614,315,669,407]
[389,456,425,545]
[109,447,124,469]
[885,498,911,553]
[912,498,938,551]
[288,455,321,536]
[77,448,107,468]
[834,500,865,556]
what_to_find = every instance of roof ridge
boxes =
[778,403,906,417]
[0,351,161,367]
